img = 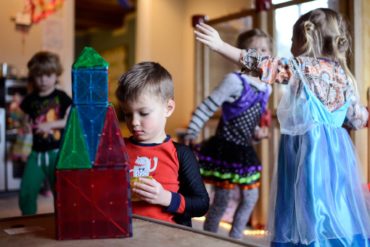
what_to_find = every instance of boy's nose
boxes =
[39,76,48,84]
[131,116,140,126]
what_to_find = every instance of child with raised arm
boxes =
[185,29,272,239]
[115,61,209,227]
[19,51,72,215]
[195,8,370,246]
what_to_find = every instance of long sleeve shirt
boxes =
[187,72,271,139]
[125,137,209,226]
[240,49,368,129]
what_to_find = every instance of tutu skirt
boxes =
[195,136,261,189]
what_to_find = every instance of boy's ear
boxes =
[165,99,175,117]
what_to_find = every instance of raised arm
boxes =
[195,23,292,85]
[195,23,241,64]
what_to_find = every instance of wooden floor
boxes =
[0,191,54,218]
[0,191,269,246]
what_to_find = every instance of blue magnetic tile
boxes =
[77,105,107,163]
[72,69,108,105]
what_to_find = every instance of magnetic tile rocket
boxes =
[55,47,132,240]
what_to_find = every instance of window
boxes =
[273,0,329,57]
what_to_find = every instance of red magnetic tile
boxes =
[55,168,132,239]
[94,105,128,167]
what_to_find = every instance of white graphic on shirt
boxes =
[130,156,158,177]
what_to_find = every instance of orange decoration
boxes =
[29,0,64,24]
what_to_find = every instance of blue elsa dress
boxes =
[269,60,370,246]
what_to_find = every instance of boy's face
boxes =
[121,91,175,144]
[35,73,57,94]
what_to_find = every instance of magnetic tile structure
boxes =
[55,47,132,240]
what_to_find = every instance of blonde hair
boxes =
[292,8,357,94]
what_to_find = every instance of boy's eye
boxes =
[140,112,149,117]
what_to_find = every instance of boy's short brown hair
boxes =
[116,61,174,103]
[27,51,63,84]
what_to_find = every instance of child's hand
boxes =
[182,134,196,146]
[23,123,33,134]
[194,23,224,52]
[253,126,270,141]
[132,177,172,207]
[34,122,53,135]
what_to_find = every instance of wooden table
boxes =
[0,213,260,246]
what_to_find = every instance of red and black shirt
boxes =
[125,136,209,226]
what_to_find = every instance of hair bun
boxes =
[336,35,348,52]
[337,36,347,46]
[304,21,315,32]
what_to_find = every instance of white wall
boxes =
[136,0,253,136]
[0,1,74,95]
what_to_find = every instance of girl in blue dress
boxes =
[193,8,370,246]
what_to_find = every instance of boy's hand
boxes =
[23,123,33,133]
[194,23,224,52]
[132,177,172,207]
[34,122,53,135]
